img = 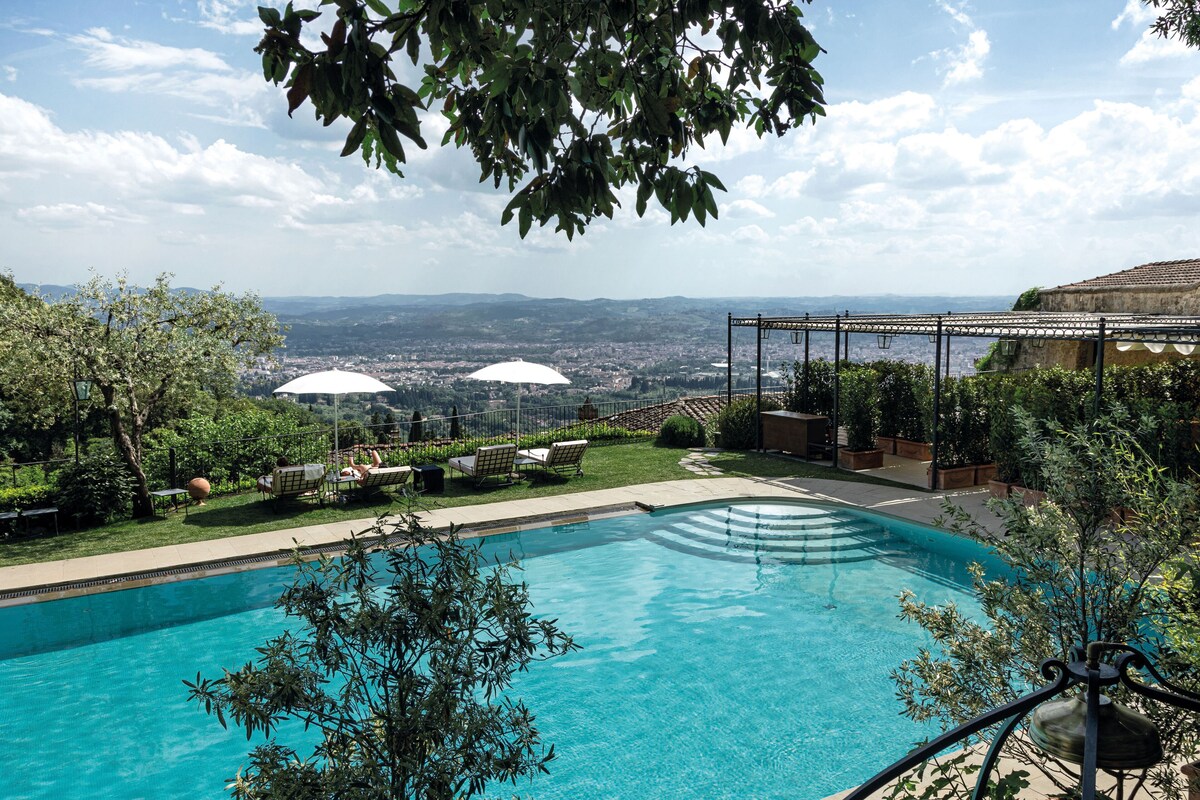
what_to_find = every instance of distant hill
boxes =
[264,293,1012,354]
[15,284,1011,355]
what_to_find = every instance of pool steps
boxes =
[644,506,910,565]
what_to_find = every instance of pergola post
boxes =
[833,314,841,468]
[802,315,810,412]
[931,317,944,490]
[1094,317,1106,420]
[756,313,763,451]
[726,312,732,406]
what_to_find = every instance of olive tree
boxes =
[185,516,578,799]
[892,412,1200,799]
[254,0,826,238]
[0,273,284,517]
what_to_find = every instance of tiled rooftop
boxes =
[599,394,729,432]
[1049,258,1200,291]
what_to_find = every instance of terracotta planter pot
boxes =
[974,463,997,485]
[895,438,933,461]
[988,479,1011,499]
[876,436,897,455]
[840,448,884,470]
[929,465,976,490]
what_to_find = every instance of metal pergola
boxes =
[727,311,1200,486]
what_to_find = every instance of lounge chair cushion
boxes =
[449,444,517,485]
[354,465,413,490]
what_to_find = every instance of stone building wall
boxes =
[1004,283,1200,371]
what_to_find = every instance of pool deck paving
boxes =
[0,474,1002,600]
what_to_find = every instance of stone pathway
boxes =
[679,448,724,476]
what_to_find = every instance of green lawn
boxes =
[0,443,917,567]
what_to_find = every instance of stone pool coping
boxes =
[0,476,996,604]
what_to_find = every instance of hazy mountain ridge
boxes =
[18,285,1011,356]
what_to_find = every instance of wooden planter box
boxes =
[929,465,977,490]
[876,436,897,455]
[974,463,997,484]
[987,479,1011,499]
[840,448,884,470]
[895,438,933,461]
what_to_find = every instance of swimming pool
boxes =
[0,500,1002,799]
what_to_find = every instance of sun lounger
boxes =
[517,439,588,477]
[347,465,413,499]
[263,463,329,510]
[448,443,517,488]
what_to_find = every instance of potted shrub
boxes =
[873,361,901,454]
[895,364,934,461]
[928,378,976,489]
[839,368,883,470]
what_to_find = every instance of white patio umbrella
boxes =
[273,369,395,462]
[467,359,570,446]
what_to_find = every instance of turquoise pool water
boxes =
[0,501,1002,799]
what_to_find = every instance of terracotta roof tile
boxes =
[598,393,787,433]
[1050,258,1200,291]
[599,395,729,433]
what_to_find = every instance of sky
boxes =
[1,0,1199,300]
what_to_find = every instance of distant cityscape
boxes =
[238,293,1004,419]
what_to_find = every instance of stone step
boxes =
[682,515,889,541]
[645,530,911,566]
[667,521,891,550]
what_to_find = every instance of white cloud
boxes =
[724,199,776,219]
[1112,0,1155,30]
[1120,30,1195,64]
[731,224,770,243]
[196,0,268,36]
[1112,0,1196,64]
[2,66,15,82]
[927,2,990,87]
[67,28,269,127]
[71,28,231,72]
[0,93,331,212]
[16,201,142,228]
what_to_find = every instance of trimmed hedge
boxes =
[657,415,706,448]
[715,396,781,450]
[0,484,56,513]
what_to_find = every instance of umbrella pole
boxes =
[334,393,340,467]
[515,387,521,449]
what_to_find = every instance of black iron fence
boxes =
[141,395,705,495]
[1,388,792,500]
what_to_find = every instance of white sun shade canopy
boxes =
[273,368,395,396]
[467,359,570,385]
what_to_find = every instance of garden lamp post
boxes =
[841,642,1200,800]
[72,373,92,464]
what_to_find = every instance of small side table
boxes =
[412,464,444,494]
[325,474,358,504]
[150,488,190,517]
[22,507,59,536]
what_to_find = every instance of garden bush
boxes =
[839,367,879,452]
[657,415,706,448]
[784,358,835,417]
[715,396,780,450]
[143,406,323,494]
[0,484,56,513]
[55,450,135,527]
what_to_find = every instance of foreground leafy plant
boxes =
[892,412,1200,799]
[185,516,579,799]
